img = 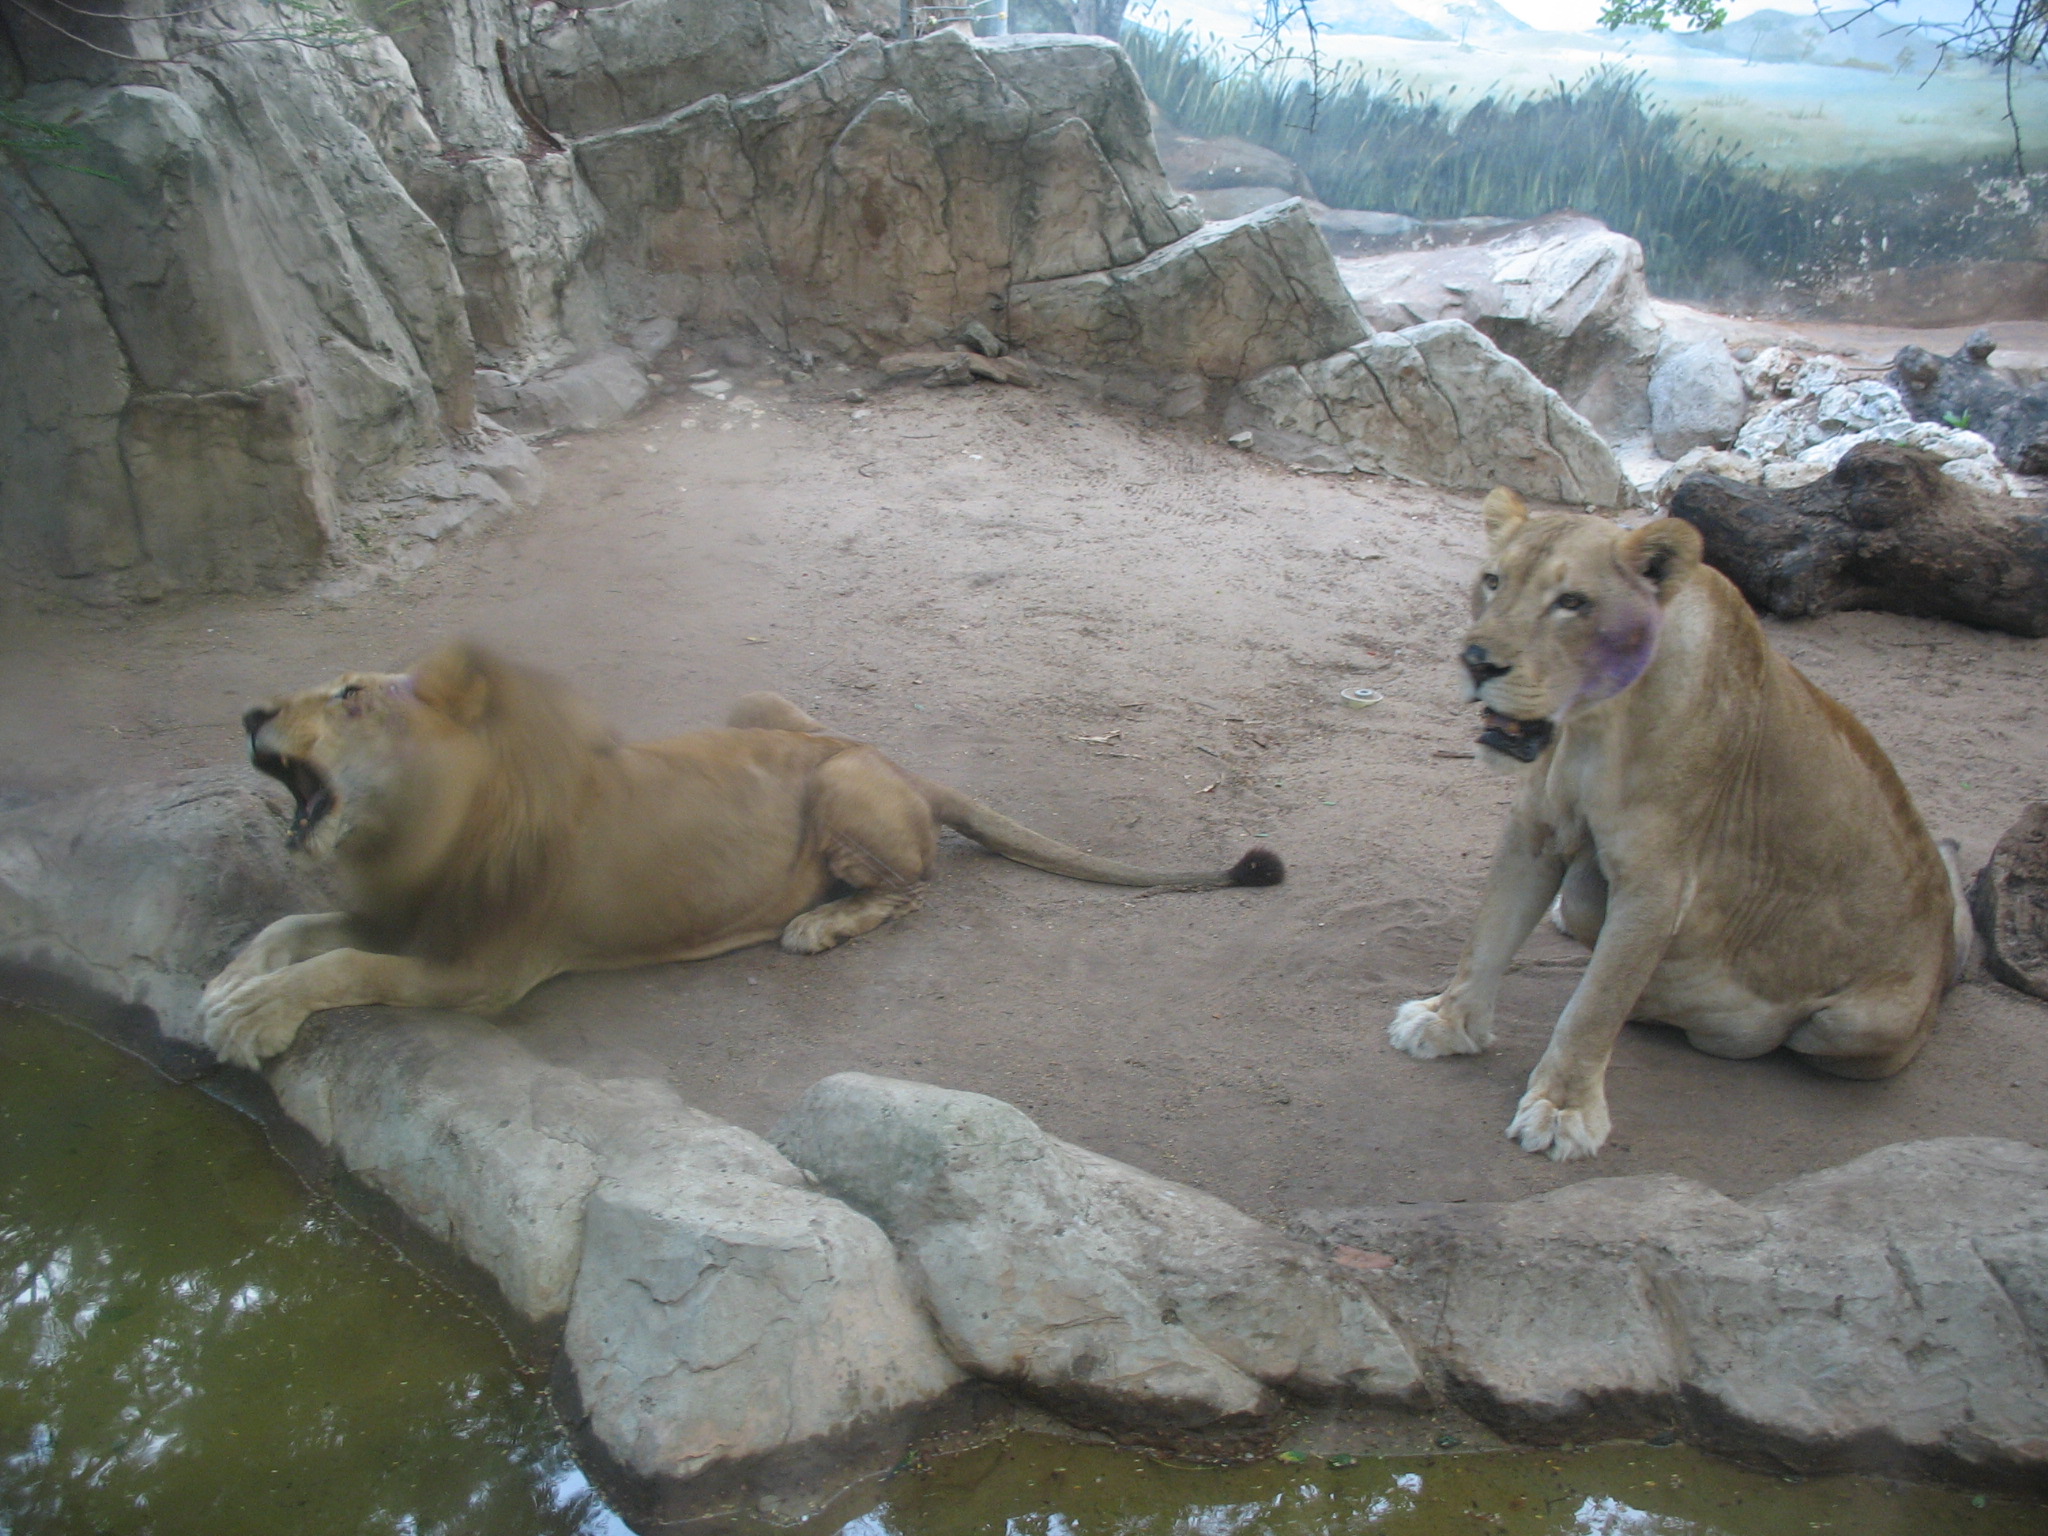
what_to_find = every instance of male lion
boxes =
[199,642,1282,1068]
[1388,489,1969,1161]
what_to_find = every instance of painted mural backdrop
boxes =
[1115,0,2046,307]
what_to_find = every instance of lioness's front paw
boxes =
[1505,1088,1610,1161]
[198,975,312,1069]
[778,910,842,955]
[1388,995,1492,1058]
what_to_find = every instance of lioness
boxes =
[199,642,1282,1068]
[1389,489,1969,1161]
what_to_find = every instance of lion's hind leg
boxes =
[1548,849,1607,947]
[780,749,938,955]
[728,692,827,732]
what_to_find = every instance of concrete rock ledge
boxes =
[776,1072,1423,1438]
[4,772,2047,1516]
[1297,1141,2048,1493]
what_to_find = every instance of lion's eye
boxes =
[1554,592,1590,612]
[1481,573,1500,591]
[337,684,363,701]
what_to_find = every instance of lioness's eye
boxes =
[338,684,362,701]
[1554,592,1590,612]
[1481,573,1500,591]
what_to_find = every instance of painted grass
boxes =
[1122,24,2040,296]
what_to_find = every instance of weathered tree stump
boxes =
[1892,330,2048,474]
[1971,803,2048,1000]
[1669,440,2048,636]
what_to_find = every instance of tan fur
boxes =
[199,643,1279,1068]
[1388,490,1962,1161]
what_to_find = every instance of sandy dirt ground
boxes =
[5,329,2046,1223]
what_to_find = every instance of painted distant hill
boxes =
[1659,8,1945,70]
[1310,0,1529,41]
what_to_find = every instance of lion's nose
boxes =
[1463,645,1511,685]
[242,705,278,740]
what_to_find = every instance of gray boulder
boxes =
[370,0,613,374]
[1971,801,2048,1000]
[0,6,514,598]
[1156,129,1314,197]
[1313,207,1426,256]
[576,31,1197,357]
[1006,199,1368,398]
[1298,1138,2048,1487]
[1225,320,1633,507]
[567,1135,965,1484]
[1337,212,1662,437]
[268,1010,965,1481]
[0,770,322,1057]
[775,1072,1422,1434]
[1188,184,1295,221]
[1649,338,1748,458]
[478,346,653,436]
[510,0,862,140]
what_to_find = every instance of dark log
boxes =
[1971,802,2048,1001]
[1891,330,2048,474]
[1669,440,2048,637]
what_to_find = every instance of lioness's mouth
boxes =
[253,749,335,850]
[1477,709,1554,763]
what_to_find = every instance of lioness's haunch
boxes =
[1389,489,1970,1162]
[199,642,1283,1068]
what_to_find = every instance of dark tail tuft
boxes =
[1228,847,1285,887]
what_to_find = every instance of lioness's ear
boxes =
[1620,518,1703,602]
[1481,487,1527,550]
[408,640,497,726]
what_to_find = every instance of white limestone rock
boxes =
[267,1011,966,1482]
[1006,200,1369,391]
[486,346,652,436]
[1651,447,1760,507]
[566,1146,965,1483]
[576,31,1196,358]
[1225,320,1633,508]
[1298,1138,2048,1485]
[1336,212,1662,436]
[774,1072,1422,1433]
[1649,338,1747,459]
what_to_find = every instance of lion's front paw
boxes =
[1505,1087,1610,1161]
[198,974,312,1070]
[1388,995,1493,1058]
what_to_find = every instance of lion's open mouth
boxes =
[253,750,335,850]
[1478,709,1554,763]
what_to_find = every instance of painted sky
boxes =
[1145,0,1983,36]
[1497,0,1976,27]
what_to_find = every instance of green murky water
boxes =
[4,1004,2041,1536]
[0,1004,628,1536]
[826,1435,2045,1536]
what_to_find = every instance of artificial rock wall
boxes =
[1,0,1306,599]
[2,0,1629,600]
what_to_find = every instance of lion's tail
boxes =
[912,777,1284,891]
[1940,837,1976,986]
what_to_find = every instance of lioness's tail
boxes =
[1940,837,1976,986]
[914,778,1284,891]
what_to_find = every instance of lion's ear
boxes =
[1620,518,1703,602]
[1481,487,1528,550]
[408,640,498,727]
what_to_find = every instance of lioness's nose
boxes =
[242,705,278,740]
[1463,644,1510,684]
